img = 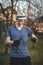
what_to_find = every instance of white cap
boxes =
[16,12,26,19]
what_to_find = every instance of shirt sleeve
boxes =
[26,27,34,36]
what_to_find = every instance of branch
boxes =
[0,3,8,19]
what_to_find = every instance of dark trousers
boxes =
[10,56,32,65]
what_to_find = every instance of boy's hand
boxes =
[13,37,22,47]
[31,38,37,43]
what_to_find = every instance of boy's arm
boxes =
[31,34,38,43]
[5,36,14,45]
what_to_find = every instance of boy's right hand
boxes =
[13,37,22,47]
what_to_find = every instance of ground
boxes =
[0,34,43,65]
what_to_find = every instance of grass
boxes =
[0,35,43,65]
[28,35,43,65]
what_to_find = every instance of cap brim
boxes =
[18,18,26,19]
[16,16,26,19]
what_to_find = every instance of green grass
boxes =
[28,35,43,65]
[0,35,43,65]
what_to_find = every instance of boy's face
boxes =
[16,19,24,26]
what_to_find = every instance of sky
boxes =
[0,0,43,20]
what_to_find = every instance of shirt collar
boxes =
[16,24,23,30]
